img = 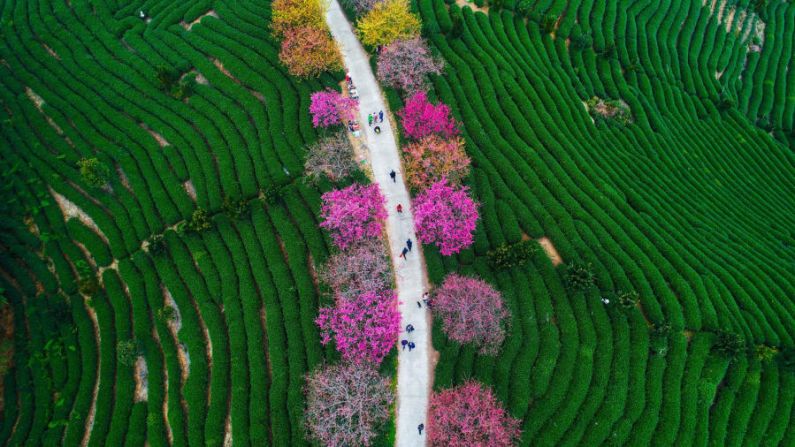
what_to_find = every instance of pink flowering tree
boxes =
[310,89,358,127]
[432,274,510,355]
[316,290,401,364]
[304,132,357,182]
[320,239,391,301]
[413,178,478,255]
[304,363,394,446]
[320,183,387,249]
[377,37,444,93]
[399,91,459,140]
[428,381,521,447]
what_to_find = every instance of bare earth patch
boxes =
[538,237,563,266]
[26,87,71,144]
[455,0,489,14]
[183,180,197,202]
[212,58,240,84]
[139,123,171,147]
[181,10,218,31]
[134,356,149,402]
[49,187,109,244]
[223,415,233,447]
[163,286,189,381]
[116,164,133,193]
[81,300,101,447]
[42,43,61,60]
[195,73,209,85]
[249,89,265,102]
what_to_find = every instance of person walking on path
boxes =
[418,424,424,435]
[406,324,414,333]
[406,239,413,252]
[368,113,373,126]
[400,247,408,259]
[417,301,422,308]
[408,342,416,351]
[401,339,408,350]
[396,203,403,213]
[379,110,384,122]
[390,170,396,182]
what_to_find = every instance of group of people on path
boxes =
[369,110,384,134]
[357,86,426,439]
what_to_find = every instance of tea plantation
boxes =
[1,0,794,446]
[0,1,341,445]
[412,0,795,445]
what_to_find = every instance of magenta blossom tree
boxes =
[320,239,391,301]
[310,89,358,127]
[432,274,510,355]
[316,290,401,364]
[305,363,394,446]
[320,183,387,249]
[377,37,444,94]
[413,178,478,255]
[398,91,459,140]
[428,381,521,447]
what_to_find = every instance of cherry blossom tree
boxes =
[428,381,521,447]
[377,37,444,93]
[305,363,394,446]
[279,27,343,78]
[403,135,470,189]
[309,89,359,128]
[304,132,357,182]
[413,178,478,255]
[432,274,510,355]
[320,183,387,249]
[399,91,459,140]
[341,0,383,16]
[319,239,391,301]
[315,290,401,364]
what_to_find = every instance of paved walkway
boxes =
[325,2,432,446]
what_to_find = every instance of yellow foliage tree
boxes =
[271,0,327,38]
[357,0,421,47]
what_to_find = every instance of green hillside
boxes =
[414,0,795,445]
[0,1,338,445]
[0,0,793,446]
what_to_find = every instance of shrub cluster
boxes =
[487,240,538,270]
[77,157,110,188]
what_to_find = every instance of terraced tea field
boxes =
[1,0,794,446]
[413,0,795,445]
[0,1,341,445]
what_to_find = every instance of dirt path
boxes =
[538,237,563,266]
[325,2,434,445]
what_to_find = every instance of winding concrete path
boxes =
[324,2,432,445]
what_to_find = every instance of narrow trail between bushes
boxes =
[325,2,433,446]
